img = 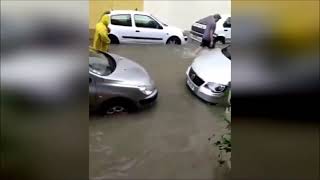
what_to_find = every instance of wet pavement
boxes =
[89,41,230,179]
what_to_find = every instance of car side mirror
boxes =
[158,25,163,29]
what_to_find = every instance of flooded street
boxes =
[90,42,230,179]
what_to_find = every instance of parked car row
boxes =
[89,10,231,115]
[89,45,231,115]
[105,10,231,45]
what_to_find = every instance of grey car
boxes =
[89,49,158,115]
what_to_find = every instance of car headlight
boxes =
[138,86,153,95]
[205,82,227,93]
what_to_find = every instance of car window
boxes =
[223,17,231,28]
[222,46,231,60]
[110,14,132,26]
[89,51,116,76]
[134,14,161,29]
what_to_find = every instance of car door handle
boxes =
[136,30,140,32]
[224,29,228,31]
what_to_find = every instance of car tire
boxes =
[166,36,181,45]
[101,98,136,115]
[208,102,217,105]
[215,36,226,44]
[109,34,119,44]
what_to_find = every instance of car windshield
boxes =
[221,46,231,60]
[89,50,116,76]
[151,15,168,26]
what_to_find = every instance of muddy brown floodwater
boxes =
[89,41,231,179]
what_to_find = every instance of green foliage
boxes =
[210,103,231,167]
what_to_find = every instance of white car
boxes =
[190,14,231,44]
[106,10,188,45]
[186,46,231,104]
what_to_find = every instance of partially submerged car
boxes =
[106,10,188,45]
[190,14,231,44]
[186,46,231,104]
[89,48,158,115]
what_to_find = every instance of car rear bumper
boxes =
[190,30,231,43]
[190,31,202,42]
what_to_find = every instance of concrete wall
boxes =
[89,0,143,29]
[144,0,231,30]
[89,0,143,41]
[89,0,230,40]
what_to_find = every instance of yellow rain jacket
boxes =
[93,15,110,52]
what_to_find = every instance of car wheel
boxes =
[103,101,128,115]
[166,36,181,45]
[101,98,136,115]
[106,105,127,115]
[109,34,119,44]
[215,36,226,44]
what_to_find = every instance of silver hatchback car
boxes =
[89,49,158,115]
[186,46,231,104]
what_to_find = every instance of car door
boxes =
[89,74,97,108]
[131,14,166,44]
[109,14,136,43]
[222,17,231,39]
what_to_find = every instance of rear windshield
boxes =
[221,46,231,60]
[89,50,116,76]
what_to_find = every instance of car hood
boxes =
[107,53,154,87]
[165,25,183,35]
[191,48,231,85]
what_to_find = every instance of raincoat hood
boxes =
[100,15,109,26]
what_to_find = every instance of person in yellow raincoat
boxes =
[93,14,111,52]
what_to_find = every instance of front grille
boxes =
[189,68,204,86]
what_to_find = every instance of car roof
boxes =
[110,10,150,15]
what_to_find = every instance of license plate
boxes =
[187,79,195,91]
